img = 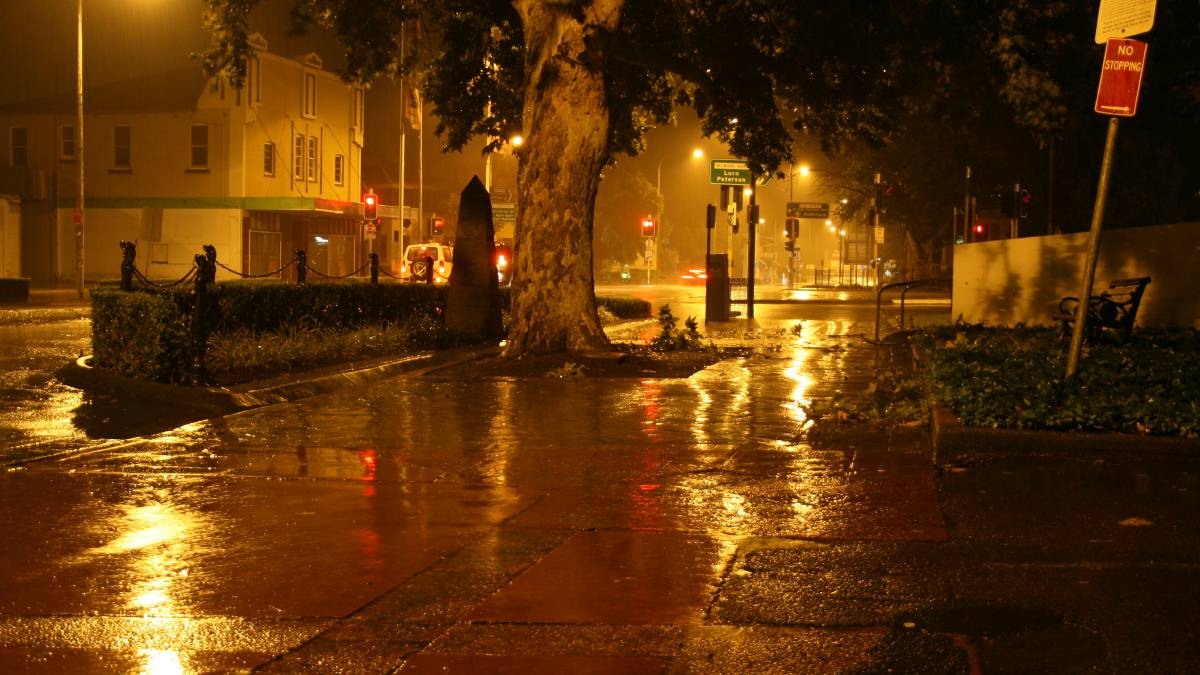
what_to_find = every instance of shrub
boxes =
[596,296,652,319]
[650,305,703,352]
[91,287,193,383]
[916,325,1200,437]
[90,280,448,384]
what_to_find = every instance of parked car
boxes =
[493,244,514,286]
[401,243,453,283]
[679,266,708,286]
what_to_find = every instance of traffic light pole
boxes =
[746,177,756,320]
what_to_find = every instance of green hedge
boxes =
[206,279,446,334]
[596,296,652,319]
[91,279,650,383]
[494,287,650,319]
[92,288,193,383]
[92,280,447,383]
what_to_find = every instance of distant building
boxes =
[0,34,365,282]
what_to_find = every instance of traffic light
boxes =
[973,222,986,240]
[641,215,656,237]
[1020,188,1031,219]
[875,182,888,214]
[747,204,760,229]
[363,190,377,221]
[785,217,800,239]
[705,204,716,230]
[431,215,445,235]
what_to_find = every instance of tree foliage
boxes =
[198,0,1200,352]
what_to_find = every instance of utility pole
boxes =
[75,0,85,298]
[963,165,971,243]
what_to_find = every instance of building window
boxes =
[303,72,317,118]
[333,154,344,185]
[263,142,275,176]
[113,125,131,169]
[9,127,27,167]
[190,124,209,169]
[293,133,304,181]
[59,125,75,160]
[306,136,318,182]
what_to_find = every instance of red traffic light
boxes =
[363,190,377,220]
[431,215,446,235]
[641,216,656,237]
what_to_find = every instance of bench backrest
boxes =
[1098,276,1150,326]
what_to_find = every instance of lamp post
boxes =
[650,147,704,285]
[74,0,85,298]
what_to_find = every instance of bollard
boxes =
[190,252,216,383]
[369,252,379,284]
[119,240,136,291]
[204,244,217,278]
[295,250,307,284]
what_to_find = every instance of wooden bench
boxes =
[1052,276,1150,343]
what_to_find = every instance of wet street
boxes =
[2,296,1199,673]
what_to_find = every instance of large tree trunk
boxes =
[507,0,623,355]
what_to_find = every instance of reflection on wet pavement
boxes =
[0,306,963,670]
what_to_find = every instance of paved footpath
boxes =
[2,307,1199,673]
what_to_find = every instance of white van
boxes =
[400,243,453,284]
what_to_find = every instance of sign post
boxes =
[1066,35,1150,379]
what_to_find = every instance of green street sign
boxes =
[787,202,830,219]
[710,159,752,185]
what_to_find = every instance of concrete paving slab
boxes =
[467,531,736,625]
[0,470,535,618]
[399,654,667,674]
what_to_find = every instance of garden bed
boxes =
[805,326,1200,456]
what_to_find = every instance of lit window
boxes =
[263,142,274,176]
[60,126,75,160]
[307,136,318,182]
[293,133,304,181]
[190,124,208,168]
[113,125,131,169]
[333,154,344,185]
[303,73,316,118]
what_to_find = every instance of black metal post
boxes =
[295,250,307,284]
[119,240,135,291]
[369,252,379,284]
[190,252,215,383]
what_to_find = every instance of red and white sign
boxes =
[1094,38,1148,117]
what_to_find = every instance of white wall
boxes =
[952,222,1200,329]
[56,207,242,281]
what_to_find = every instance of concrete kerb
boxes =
[930,403,1200,465]
[56,345,503,416]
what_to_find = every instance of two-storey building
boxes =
[0,34,365,282]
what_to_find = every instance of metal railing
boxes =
[872,276,951,343]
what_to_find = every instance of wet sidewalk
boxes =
[2,307,1199,673]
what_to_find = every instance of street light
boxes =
[74,0,85,298]
[651,148,704,284]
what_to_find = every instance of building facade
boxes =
[0,34,365,282]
